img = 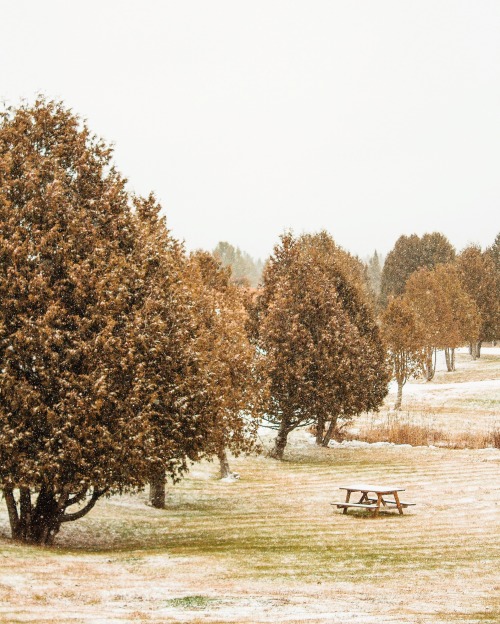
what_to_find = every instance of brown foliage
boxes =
[0,100,220,542]
[380,296,426,409]
[189,251,261,469]
[0,99,143,543]
[457,245,499,345]
[404,264,480,379]
[255,232,389,458]
[380,232,455,307]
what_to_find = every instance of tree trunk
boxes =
[218,446,232,479]
[470,341,478,360]
[315,414,325,446]
[269,420,290,460]
[149,468,166,509]
[18,487,33,540]
[3,486,103,544]
[321,415,338,447]
[29,488,62,544]
[4,487,61,544]
[394,379,404,410]
[4,488,20,540]
[476,341,482,358]
[444,348,455,372]
[424,348,435,381]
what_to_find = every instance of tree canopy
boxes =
[381,296,426,409]
[457,245,499,354]
[255,232,389,459]
[1,96,497,544]
[0,99,216,542]
[404,264,480,378]
[189,251,261,479]
[380,232,455,307]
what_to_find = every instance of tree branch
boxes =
[59,488,107,523]
[65,488,89,507]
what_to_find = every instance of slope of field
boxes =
[354,347,500,441]
[0,350,499,623]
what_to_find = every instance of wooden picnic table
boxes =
[334,484,415,517]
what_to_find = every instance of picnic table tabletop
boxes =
[339,484,406,494]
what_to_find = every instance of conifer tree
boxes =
[381,297,426,409]
[0,99,212,540]
[380,233,455,307]
[457,245,499,357]
[130,196,215,509]
[486,233,500,346]
[486,233,500,272]
[436,264,481,370]
[189,251,260,479]
[404,264,480,378]
[0,99,140,543]
[255,232,389,459]
[366,250,383,302]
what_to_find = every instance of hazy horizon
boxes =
[1,1,499,260]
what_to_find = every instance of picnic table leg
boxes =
[343,490,351,514]
[372,493,383,517]
[393,491,404,515]
[358,492,368,504]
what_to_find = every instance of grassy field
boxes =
[0,349,499,623]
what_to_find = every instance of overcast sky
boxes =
[1,1,499,260]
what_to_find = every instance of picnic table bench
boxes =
[333,484,415,517]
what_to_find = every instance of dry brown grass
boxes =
[492,427,500,448]
[350,410,500,449]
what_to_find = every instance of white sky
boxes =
[1,1,499,261]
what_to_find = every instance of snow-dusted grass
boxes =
[0,348,499,623]
[352,348,500,445]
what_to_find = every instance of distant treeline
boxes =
[213,241,264,288]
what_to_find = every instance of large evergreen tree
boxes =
[129,196,215,509]
[404,264,480,379]
[0,99,210,542]
[457,245,499,357]
[380,233,455,307]
[189,251,261,479]
[381,296,426,410]
[255,232,389,459]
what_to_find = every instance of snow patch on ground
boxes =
[305,433,413,449]
[220,473,240,483]
[396,377,500,396]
